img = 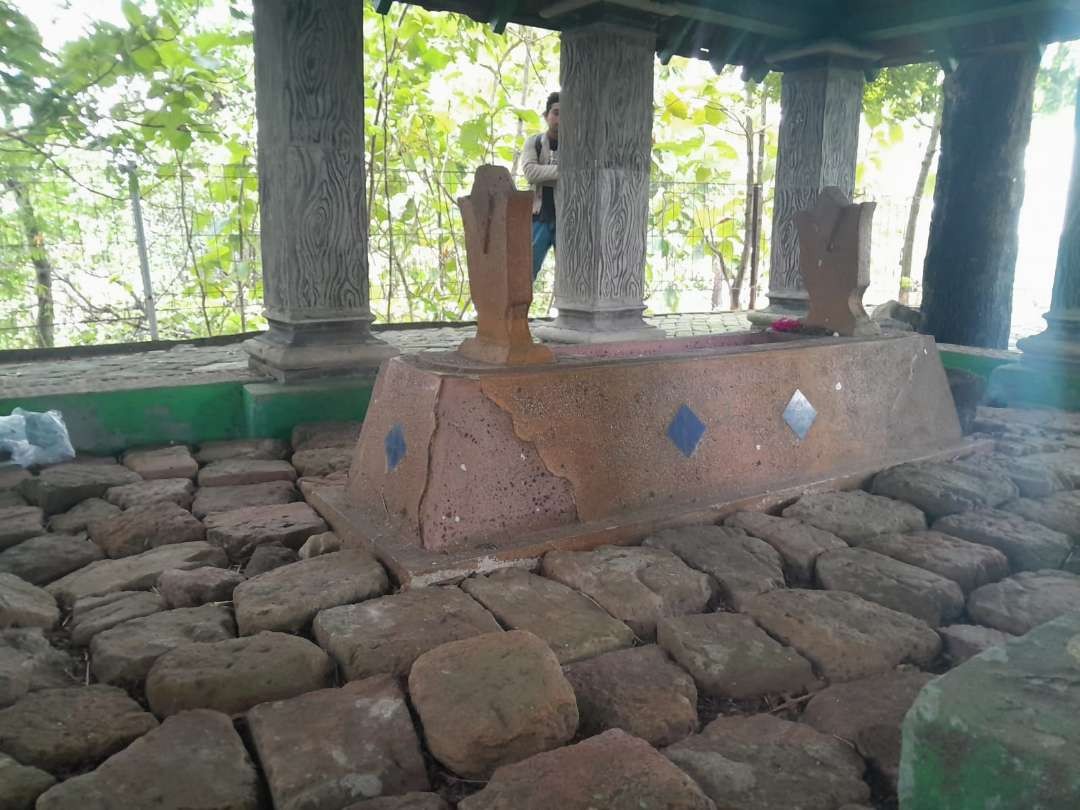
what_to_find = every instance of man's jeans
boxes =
[531,219,555,280]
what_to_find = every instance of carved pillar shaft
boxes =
[534,23,663,344]
[246,0,395,381]
[749,62,863,327]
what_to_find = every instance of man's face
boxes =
[546,102,560,137]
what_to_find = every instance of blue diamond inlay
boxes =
[667,404,707,458]
[384,423,406,471]
[783,389,817,441]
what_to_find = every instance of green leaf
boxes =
[121,0,144,28]
[131,45,161,71]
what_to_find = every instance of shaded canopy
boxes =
[375,0,1080,73]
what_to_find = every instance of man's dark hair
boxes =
[544,91,560,115]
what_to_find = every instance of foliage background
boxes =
[0,0,1073,349]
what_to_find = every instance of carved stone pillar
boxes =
[245,0,396,382]
[534,23,664,344]
[990,78,1080,409]
[748,60,864,328]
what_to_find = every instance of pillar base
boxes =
[989,310,1080,410]
[244,315,398,383]
[533,306,664,344]
[746,291,809,331]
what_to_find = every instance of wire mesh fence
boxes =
[0,160,921,350]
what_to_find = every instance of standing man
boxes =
[522,91,559,281]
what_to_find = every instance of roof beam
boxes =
[851,0,1080,42]
[538,0,809,39]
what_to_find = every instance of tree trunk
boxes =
[899,99,942,305]
[921,51,1039,348]
[5,178,54,347]
[749,91,766,311]
[731,86,755,311]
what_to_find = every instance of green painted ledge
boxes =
[0,375,377,455]
[938,343,1019,381]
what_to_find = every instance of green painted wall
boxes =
[243,376,376,440]
[0,383,247,455]
[0,376,377,454]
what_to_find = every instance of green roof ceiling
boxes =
[377,0,1080,73]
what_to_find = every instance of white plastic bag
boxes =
[0,408,76,467]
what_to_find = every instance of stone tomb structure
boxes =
[308,180,970,585]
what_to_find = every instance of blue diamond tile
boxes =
[384,423,406,471]
[784,389,817,441]
[667,404,707,458]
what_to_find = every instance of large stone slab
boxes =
[801,669,933,789]
[938,624,1014,665]
[933,509,1071,571]
[0,467,30,492]
[665,714,870,810]
[47,498,119,534]
[0,573,58,629]
[782,490,927,543]
[298,530,342,559]
[723,511,847,586]
[88,502,205,559]
[1004,491,1080,539]
[146,631,334,717]
[247,677,429,809]
[191,480,299,519]
[0,534,103,586]
[194,438,290,464]
[19,464,141,514]
[1025,450,1080,487]
[105,478,195,510]
[743,589,941,682]
[0,506,44,550]
[856,530,1009,592]
[458,729,715,810]
[233,549,388,635]
[461,569,634,663]
[966,570,1080,635]
[900,612,1080,808]
[953,453,1067,499]
[157,567,244,609]
[0,628,76,707]
[242,542,298,575]
[657,612,819,699]
[70,591,164,646]
[0,752,55,809]
[34,709,261,810]
[121,446,198,480]
[197,459,297,488]
[0,490,26,509]
[815,547,965,626]
[541,546,714,641]
[204,502,327,563]
[870,462,1018,518]
[563,645,697,747]
[90,604,236,687]
[291,447,353,478]
[0,685,157,773]
[291,421,362,452]
[408,630,578,778]
[313,586,502,681]
[47,541,227,607]
[346,796,449,810]
[643,525,785,610]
